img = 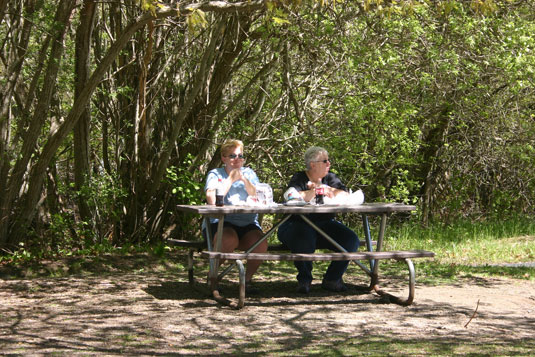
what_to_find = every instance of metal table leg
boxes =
[372,258,416,306]
[361,214,375,271]
[206,215,224,291]
[299,214,371,275]
[217,214,291,280]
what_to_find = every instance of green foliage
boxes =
[166,154,203,205]
[0,242,39,263]
[2,0,535,251]
[79,172,128,218]
[221,0,535,221]
[75,172,128,243]
[48,212,74,243]
[25,172,129,253]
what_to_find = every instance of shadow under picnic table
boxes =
[143,279,393,309]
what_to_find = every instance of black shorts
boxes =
[203,222,262,241]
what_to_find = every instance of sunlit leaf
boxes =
[272,16,290,25]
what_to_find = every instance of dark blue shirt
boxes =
[287,171,347,222]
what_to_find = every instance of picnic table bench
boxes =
[173,203,435,309]
[167,239,376,286]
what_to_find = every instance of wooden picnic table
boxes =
[175,202,434,308]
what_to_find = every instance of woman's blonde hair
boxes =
[220,139,244,157]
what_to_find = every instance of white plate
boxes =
[283,201,309,206]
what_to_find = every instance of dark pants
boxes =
[277,219,359,283]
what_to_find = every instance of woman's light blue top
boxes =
[203,167,260,228]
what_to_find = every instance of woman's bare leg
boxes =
[238,229,268,282]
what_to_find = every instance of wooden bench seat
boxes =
[201,250,434,261]
[169,237,378,290]
[166,239,375,251]
[201,248,434,309]
[169,238,434,308]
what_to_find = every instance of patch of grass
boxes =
[386,216,535,263]
[376,216,535,281]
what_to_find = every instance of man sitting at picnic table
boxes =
[277,146,360,294]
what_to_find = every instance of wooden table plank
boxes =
[176,202,417,215]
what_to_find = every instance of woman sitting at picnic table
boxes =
[203,139,267,294]
[277,146,360,294]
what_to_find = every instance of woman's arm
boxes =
[228,168,257,197]
[206,189,216,205]
[324,172,349,198]
[205,168,257,204]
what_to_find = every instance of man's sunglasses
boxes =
[227,154,245,159]
[314,159,330,164]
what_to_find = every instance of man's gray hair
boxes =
[304,146,328,170]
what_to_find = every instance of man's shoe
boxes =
[297,281,311,294]
[245,281,260,295]
[321,278,348,292]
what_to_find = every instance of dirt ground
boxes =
[1,252,534,355]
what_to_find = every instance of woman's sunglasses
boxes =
[227,154,245,159]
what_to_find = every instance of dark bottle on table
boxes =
[315,186,324,205]
[215,178,225,206]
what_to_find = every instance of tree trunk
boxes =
[0,0,39,239]
[417,105,451,225]
[0,0,8,23]
[74,0,97,227]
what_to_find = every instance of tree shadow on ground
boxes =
[1,252,534,356]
